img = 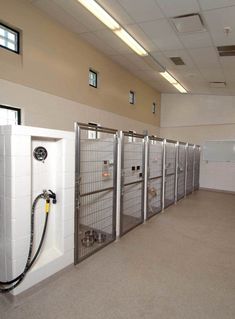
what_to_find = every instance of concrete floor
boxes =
[1,190,235,319]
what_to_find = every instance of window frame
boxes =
[89,69,98,88]
[0,22,20,54]
[129,90,136,105]
[0,105,21,125]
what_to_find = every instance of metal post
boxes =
[162,139,166,210]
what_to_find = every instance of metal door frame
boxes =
[120,131,145,236]
[177,142,187,201]
[193,145,201,191]
[146,136,164,219]
[164,139,177,209]
[186,143,195,196]
[74,122,118,264]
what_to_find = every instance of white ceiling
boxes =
[31,0,235,95]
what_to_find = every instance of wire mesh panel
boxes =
[164,140,177,208]
[147,137,163,219]
[186,144,194,195]
[120,132,145,236]
[75,123,117,263]
[177,142,186,201]
[194,145,200,191]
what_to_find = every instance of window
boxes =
[129,90,135,104]
[152,102,157,114]
[89,69,98,88]
[0,105,21,125]
[0,23,20,53]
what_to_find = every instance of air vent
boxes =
[217,45,235,57]
[170,57,185,65]
[209,81,226,88]
[172,13,205,33]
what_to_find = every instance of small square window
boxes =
[0,23,20,54]
[129,90,135,104]
[0,105,21,125]
[89,69,98,88]
[152,102,157,114]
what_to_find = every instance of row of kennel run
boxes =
[74,123,201,264]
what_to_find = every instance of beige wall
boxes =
[0,0,161,127]
[0,79,159,135]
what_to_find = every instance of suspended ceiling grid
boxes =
[31,0,235,95]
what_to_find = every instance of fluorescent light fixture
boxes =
[114,28,148,56]
[77,0,148,56]
[160,71,177,84]
[160,71,187,93]
[173,83,187,93]
[77,0,120,30]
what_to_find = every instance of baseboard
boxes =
[200,187,235,195]
[2,264,74,305]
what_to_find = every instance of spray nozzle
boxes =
[42,190,57,204]
[48,190,57,204]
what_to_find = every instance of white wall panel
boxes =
[161,93,235,192]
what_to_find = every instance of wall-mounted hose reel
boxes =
[0,190,57,293]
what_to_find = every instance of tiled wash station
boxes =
[0,123,200,296]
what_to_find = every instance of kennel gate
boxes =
[74,123,117,263]
[177,142,187,201]
[164,140,177,209]
[194,145,200,191]
[146,136,164,219]
[186,144,195,195]
[120,131,145,236]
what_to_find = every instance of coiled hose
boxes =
[0,193,49,293]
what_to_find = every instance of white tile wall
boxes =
[0,125,75,295]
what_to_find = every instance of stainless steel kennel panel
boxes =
[164,140,177,208]
[194,145,200,191]
[177,142,186,201]
[74,123,117,263]
[120,131,145,236]
[186,144,195,195]
[147,136,164,219]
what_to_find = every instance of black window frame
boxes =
[129,90,135,105]
[0,22,20,54]
[89,69,98,88]
[0,105,21,125]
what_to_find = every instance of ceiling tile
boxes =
[199,68,225,82]
[156,0,200,17]
[96,0,135,25]
[179,32,213,49]
[188,47,220,68]
[122,54,153,71]
[199,0,235,10]
[125,24,160,52]
[163,49,195,67]
[118,0,164,23]
[140,19,184,50]
[204,6,235,46]
[151,51,174,68]
[219,56,235,68]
